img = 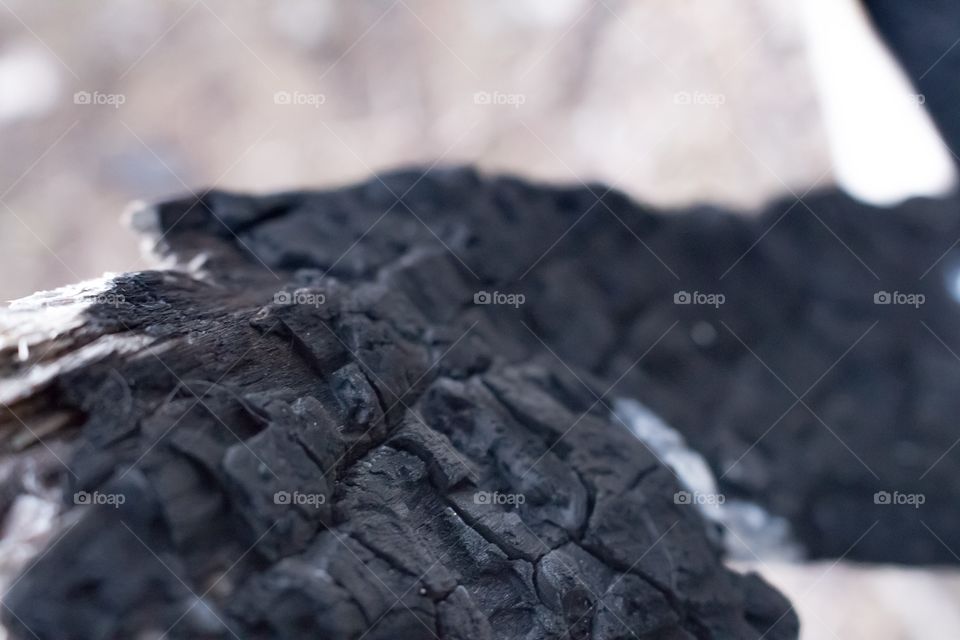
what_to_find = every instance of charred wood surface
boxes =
[5,167,960,638]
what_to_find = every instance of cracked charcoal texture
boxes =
[4,166,960,639]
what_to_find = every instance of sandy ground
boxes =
[0,1,956,638]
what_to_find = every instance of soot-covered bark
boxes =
[3,166,960,638]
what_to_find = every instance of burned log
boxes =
[2,166,959,638]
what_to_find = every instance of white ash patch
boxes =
[2,274,119,346]
[0,456,65,599]
[612,397,804,561]
[0,275,155,407]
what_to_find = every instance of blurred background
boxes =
[0,0,836,302]
[1,0,958,637]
